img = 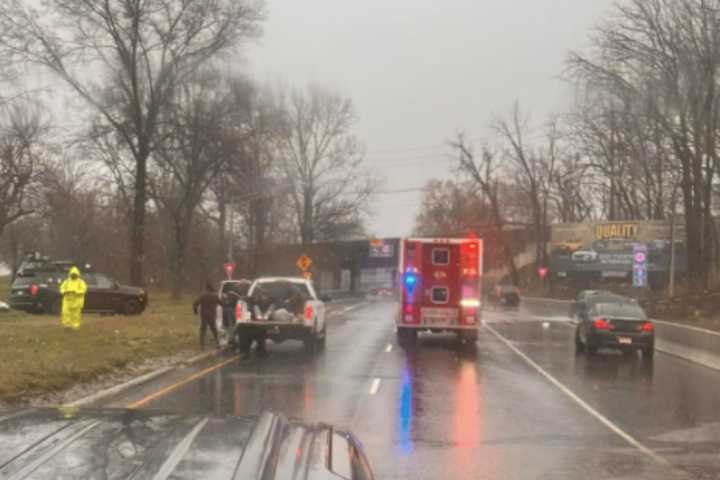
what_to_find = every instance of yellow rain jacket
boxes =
[59,266,87,330]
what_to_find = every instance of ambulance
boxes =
[397,236,483,345]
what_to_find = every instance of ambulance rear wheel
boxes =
[458,330,478,344]
[397,328,417,347]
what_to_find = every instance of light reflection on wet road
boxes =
[107,300,720,479]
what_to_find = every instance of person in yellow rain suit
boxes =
[59,266,87,330]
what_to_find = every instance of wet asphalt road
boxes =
[106,300,720,480]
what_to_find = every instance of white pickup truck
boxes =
[233,277,329,352]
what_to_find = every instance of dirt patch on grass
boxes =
[0,293,204,406]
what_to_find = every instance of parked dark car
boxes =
[9,266,147,315]
[574,294,655,358]
[7,260,68,314]
[0,408,375,480]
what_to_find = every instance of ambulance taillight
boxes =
[460,239,482,324]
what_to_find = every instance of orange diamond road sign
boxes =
[296,254,312,272]
[369,237,383,247]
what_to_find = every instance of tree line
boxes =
[0,0,375,297]
[415,0,720,288]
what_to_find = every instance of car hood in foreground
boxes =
[0,408,359,480]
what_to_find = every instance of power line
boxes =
[364,156,456,167]
[365,143,447,154]
[375,187,425,194]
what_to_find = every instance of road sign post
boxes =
[538,267,548,280]
[633,244,648,288]
[296,254,312,272]
[223,262,236,279]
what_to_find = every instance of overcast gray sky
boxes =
[248,0,614,238]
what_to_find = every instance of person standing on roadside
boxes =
[59,266,87,330]
[193,281,220,348]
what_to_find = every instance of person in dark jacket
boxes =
[193,281,220,348]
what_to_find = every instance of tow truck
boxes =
[233,277,330,353]
[397,236,483,346]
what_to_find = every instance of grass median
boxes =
[0,287,203,405]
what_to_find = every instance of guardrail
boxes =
[520,297,720,372]
[653,321,720,371]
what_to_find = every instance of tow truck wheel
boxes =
[235,330,251,352]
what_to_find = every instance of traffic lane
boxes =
[110,300,396,427]
[488,318,720,478]
[103,296,371,409]
[108,300,675,479]
[351,324,676,479]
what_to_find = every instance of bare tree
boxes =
[0,0,264,285]
[491,103,556,267]
[567,0,720,285]
[413,179,494,237]
[277,85,375,245]
[150,70,240,298]
[0,103,46,240]
[451,135,520,285]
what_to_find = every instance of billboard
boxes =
[550,221,687,278]
[369,240,394,258]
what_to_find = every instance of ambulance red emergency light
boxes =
[397,236,483,346]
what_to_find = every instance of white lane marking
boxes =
[385,344,392,353]
[484,322,670,466]
[522,296,574,304]
[369,378,381,395]
[343,302,365,313]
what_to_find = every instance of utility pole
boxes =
[227,200,234,263]
[668,183,679,299]
[669,210,676,298]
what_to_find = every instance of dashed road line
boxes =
[385,344,393,352]
[369,378,381,395]
[484,322,671,467]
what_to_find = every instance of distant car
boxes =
[9,269,147,315]
[572,250,599,263]
[367,287,394,299]
[234,277,331,352]
[0,409,376,480]
[575,294,654,358]
[491,284,521,308]
[571,289,614,319]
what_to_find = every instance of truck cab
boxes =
[397,237,483,346]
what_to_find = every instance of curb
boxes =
[654,340,720,372]
[63,347,230,408]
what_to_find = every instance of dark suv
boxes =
[8,261,147,315]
